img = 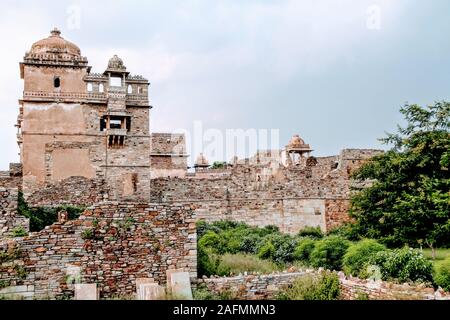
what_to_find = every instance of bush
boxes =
[258,241,276,260]
[198,231,225,254]
[272,235,298,264]
[310,236,350,271]
[327,223,361,241]
[343,239,385,276]
[367,247,433,284]
[18,192,85,232]
[434,257,450,291]
[239,234,262,254]
[198,245,219,277]
[298,226,323,239]
[276,271,340,300]
[293,238,316,263]
[11,226,28,237]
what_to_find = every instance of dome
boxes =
[288,135,306,148]
[29,28,81,57]
[106,54,127,73]
[195,153,209,167]
[286,134,313,153]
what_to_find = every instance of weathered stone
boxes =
[75,284,98,300]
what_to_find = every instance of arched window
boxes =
[54,77,61,88]
[127,85,133,94]
[87,83,93,92]
[99,83,104,93]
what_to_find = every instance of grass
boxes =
[422,248,450,261]
[217,253,281,276]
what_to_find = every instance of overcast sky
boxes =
[1,0,450,169]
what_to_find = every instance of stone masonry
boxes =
[0,202,197,299]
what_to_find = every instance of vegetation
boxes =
[0,244,22,264]
[349,102,450,252]
[298,226,323,239]
[216,254,280,276]
[293,238,316,263]
[309,236,350,271]
[367,247,433,284]
[434,256,450,291]
[343,239,386,277]
[18,192,85,232]
[210,161,227,169]
[11,226,28,237]
[276,271,340,300]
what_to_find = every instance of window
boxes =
[127,85,133,94]
[108,135,125,148]
[99,83,104,93]
[100,118,106,131]
[110,77,122,87]
[126,117,131,132]
[110,119,122,129]
[54,77,61,88]
[138,87,143,94]
[87,83,93,92]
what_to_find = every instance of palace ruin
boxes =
[0,29,381,299]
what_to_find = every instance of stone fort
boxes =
[0,29,381,298]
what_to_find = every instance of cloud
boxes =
[0,0,448,169]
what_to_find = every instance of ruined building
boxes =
[0,30,381,299]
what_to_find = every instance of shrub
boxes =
[258,241,276,260]
[18,192,85,232]
[198,231,224,254]
[198,244,218,277]
[293,238,316,263]
[11,226,28,237]
[310,236,350,271]
[367,247,433,284]
[434,257,450,291]
[81,229,95,240]
[327,223,361,241]
[343,239,385,276]
[271,234,298,264]
[276,271,340,300]
[298,226,323,239]
[216,253,279,276]
[239,234,262,254]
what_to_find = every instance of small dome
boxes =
[28,28,81,57]
[106,54,127,72]
[288,135,306,148]
[195,153,209,167]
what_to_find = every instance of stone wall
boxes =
[0,201,197,299]
[149,149,381,233]
[26,176,110,207]
[0,187,29,237]
[0,164,28,238]
[196,271,450,300]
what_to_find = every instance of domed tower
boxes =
[194,153,210,172]
[18,29,151,201]
[285,134,313,165]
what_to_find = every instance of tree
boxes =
[350,102,450,257]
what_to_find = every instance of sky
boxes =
[1,0,450,169]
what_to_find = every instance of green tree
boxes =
[350,102,450,256]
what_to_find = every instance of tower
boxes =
[17,28,151,201]
[285,135,313,166]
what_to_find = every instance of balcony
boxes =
[22,91,149,107]
[106,128,128,137]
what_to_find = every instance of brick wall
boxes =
[0,201,197,299]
